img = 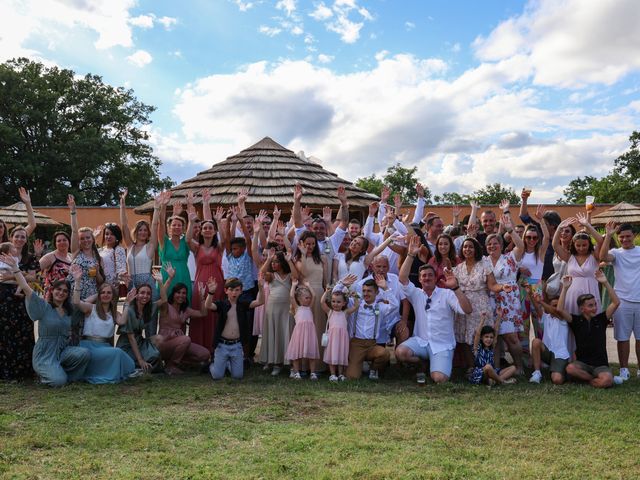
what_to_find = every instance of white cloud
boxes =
[231,0,254,11]
[291,25,304,35]
[276,0,296,17]
[129,15,154,29]
[158,52,638,201]
[126,49,152,67]
[473,0,640,88]
[451,42,461,53]
[317,53,334,64]
[405,21,415,31]
[157,16,178,30]
[309,2,332,20]
[309,0,373,44]
[258,25,282,37]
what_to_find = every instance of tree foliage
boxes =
[0,58,173,206]
[355,163,428,203]
[433,183,520,205]
[561,131,640,204]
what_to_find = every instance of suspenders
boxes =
[353,304,380,340]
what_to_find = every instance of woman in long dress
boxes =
[186,197,226,354]
[485,214,525,373]
[259,250,298,375]
[158,195,192,302]
[40,231,72,301]
[120,189,162,337]
[454,237,507,369]
[71,265,136,383]
[2,254,91,387]
[553,214,603,315]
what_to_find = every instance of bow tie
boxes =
[363,304,375,310]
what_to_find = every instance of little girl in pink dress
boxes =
[286,280,320,380]
[320,288,360,382]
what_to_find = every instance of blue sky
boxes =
[1,0,639,202]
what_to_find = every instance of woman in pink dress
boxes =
[553,213,604,315]
[186,197,226,354]
[157,266,210,375]
[286,279,320,380]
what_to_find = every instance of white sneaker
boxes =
[329,374,339,382]
[291,372,301,380]
[362,361,370,373]
[369,369,379,380]
[289,369,296,378]
[619,368,630,381]
[613,376,624,385]
[338,374,346,382]
[310,373,319,381]
[128,369,144,379]
[271,366,281,376]
[529,370,542,384]
[416,372,426,385]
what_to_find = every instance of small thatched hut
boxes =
[135,137,378,219]
[0,202,64,227]
[591,202,640,226]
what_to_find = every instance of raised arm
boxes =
[70,265,95,314]
[68,194,79,253]
[186,211,199,252]
[285,250,298,281]
[399,236,420,285]
[290,277,299,314]
[412,183,426,224]
[185,282,209,318]
[599,221,617,263]
[322,206,335,236]
[157,191,171,249]
[320,287,332,314]
[249,274,266,309]
[596,269,620,319]
[553,218,573,262]
[467,200,479,231]
[18,188,36,236]
[267,206,281,241]
[364,236,394,267]
[534,205,550,262]
[501,214,524,260]
[119,188,133,248]
[519,188,530,222]
[204,277,219,311]
[201,188,212,221]
[336,186,349,231]
[147,193,161,256]
[546,276,573,322]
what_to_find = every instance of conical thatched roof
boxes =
[0,202,64,226]
[591,202,640,226]
[135,137,378,214]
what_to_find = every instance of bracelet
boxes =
[12,270,20,274]
[407,253,416,258]
[451,285,459,291]
[503,209,510,214]
[70,211,77,215]
[208,290,215,295]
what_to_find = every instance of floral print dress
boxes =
[454,260,493,345]
[487,252,523,333]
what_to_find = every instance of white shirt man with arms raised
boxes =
[396,236,472,384]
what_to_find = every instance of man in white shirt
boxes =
[600,222,640,381]
[396,236,472,383]
[339,275,399,380]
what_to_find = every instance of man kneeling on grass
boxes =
[540,271,620,388]
[205,276,264,380]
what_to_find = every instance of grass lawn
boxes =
[1,367,639,480]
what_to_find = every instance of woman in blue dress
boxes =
[70,265,137,383]
[1,253,91,387]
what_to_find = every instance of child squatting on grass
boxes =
[320,287,359,382]
[470,313,517,386]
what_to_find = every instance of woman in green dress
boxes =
[158,194,192,302]
[117,269,171,372]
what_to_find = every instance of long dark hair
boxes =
[345,236,369,263]
[269,252,291,274]
[295,231,321,264]
[199,219,219,248]
[131,283,153,324]
[570,232,594,255]
[168,283,189,312]
[434,234,457,265]
[523,224,541,263]
[459,237,483,263]
[10,226,30,264]
[48,279,73,315]
[103,223,123,247]
[0,219,8,242]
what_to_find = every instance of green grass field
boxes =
[1,368,639,480]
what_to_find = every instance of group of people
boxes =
[1,183,638,389]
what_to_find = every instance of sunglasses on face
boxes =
[525,236,538,240]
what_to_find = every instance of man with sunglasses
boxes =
[396,236,472,384]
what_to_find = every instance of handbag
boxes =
[113,248,128,298]
[321,313,330,347]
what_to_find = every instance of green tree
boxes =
[561,131,640,204]
[471,183,520,205]
[355,163,428,203]
[355,174,384,198]
[0,58,173,206]
[433,192,469,205]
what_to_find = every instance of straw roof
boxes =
[0,202,64,227]
[135,137,378,214]
[590,202,640,226]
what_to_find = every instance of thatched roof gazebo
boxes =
[136,137,378,218]
[0,202,64,227]
[591,202,640,226]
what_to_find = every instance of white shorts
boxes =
[613,299,640,341]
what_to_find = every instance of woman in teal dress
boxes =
[71,265,136,383]
[158,195,192,302]
[1,254,91,387]
[117,271,171,372]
